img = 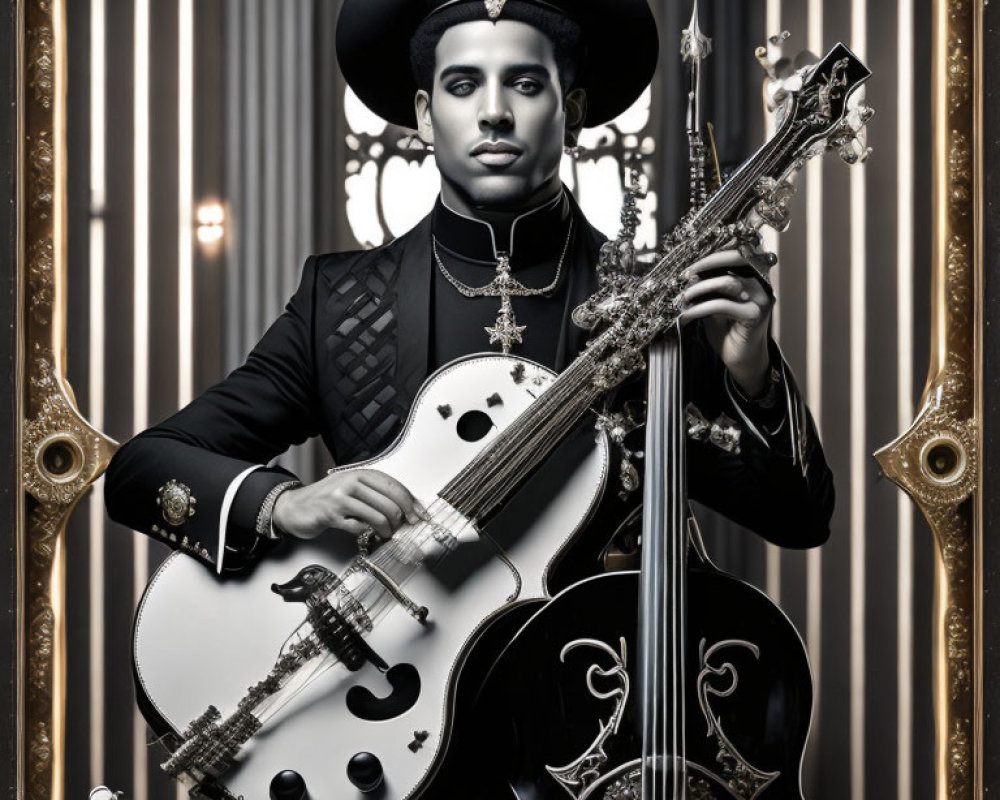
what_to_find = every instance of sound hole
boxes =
[346,663,421,721]
[457,410,493,442]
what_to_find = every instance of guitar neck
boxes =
[638,333,688,799]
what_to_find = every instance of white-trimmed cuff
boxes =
[217,465,264,574]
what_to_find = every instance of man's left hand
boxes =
[678,248,776,398]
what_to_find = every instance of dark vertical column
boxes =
[102,0,137,792]
[194,0,226,394]
[224,0,244,371]
[813,4,854,798]
[147,0,180,430]
[241,0,262,355]
[314,0,352,253]
[262,0,280,326]
[862,2,902,799]
[653,0,688,231]
[0,0,19,794]
[910,0,936,796]
[63,0,94,795]
[981,0,1000,792]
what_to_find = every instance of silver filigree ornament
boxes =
[433,219,574,354]
[685,403,741,454]
[157,479,197,527]
[696,638,780,797]
[545,638,630,799]
[595,408,645,498]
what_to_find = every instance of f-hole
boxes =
[346,663,421,721]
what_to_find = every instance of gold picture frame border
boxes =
[16,1,118,799]
[12,2,986,800]
[874,0,985,797]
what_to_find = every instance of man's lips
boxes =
[471,142,522,166]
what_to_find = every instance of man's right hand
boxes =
[271,469,423,541]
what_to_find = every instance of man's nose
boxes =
[478,81,514,130]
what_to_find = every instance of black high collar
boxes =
[431,190,572,267]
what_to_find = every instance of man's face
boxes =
[415,20,570,214]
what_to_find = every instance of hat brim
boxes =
[336,0,660,129]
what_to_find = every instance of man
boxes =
[107,0,831,586]
[109,2,833,796]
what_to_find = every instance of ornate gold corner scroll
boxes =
[18,0,118,798]
[874,0,984,798]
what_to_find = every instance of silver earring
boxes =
[404,133,434,153]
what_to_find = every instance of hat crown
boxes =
[336,0,660,129]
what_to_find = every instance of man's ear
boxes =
[415,89,435,145]
[564,88,587,147]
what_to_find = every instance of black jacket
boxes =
[105,201,834,573]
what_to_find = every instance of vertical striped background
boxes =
[59,1,937,798]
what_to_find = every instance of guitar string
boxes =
[441,360,600,512]
[457,368,592,510]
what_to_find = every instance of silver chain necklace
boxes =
[432,218,574,354]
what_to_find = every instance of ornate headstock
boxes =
[740,43,873,235]
[576,42,873,390]
[777,43,875,164]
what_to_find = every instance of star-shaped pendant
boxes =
[485,296,526,354]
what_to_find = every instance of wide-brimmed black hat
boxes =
[336,0,659,130]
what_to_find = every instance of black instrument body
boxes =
[469,566,812,800]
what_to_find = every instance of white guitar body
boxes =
[133,354,610,800]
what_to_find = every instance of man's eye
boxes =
[446,80,476,97]
[512,78,542,95]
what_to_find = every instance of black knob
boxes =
[270,770,307,800]
[346,752,384,793]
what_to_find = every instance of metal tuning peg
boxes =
[829,99,875,164]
